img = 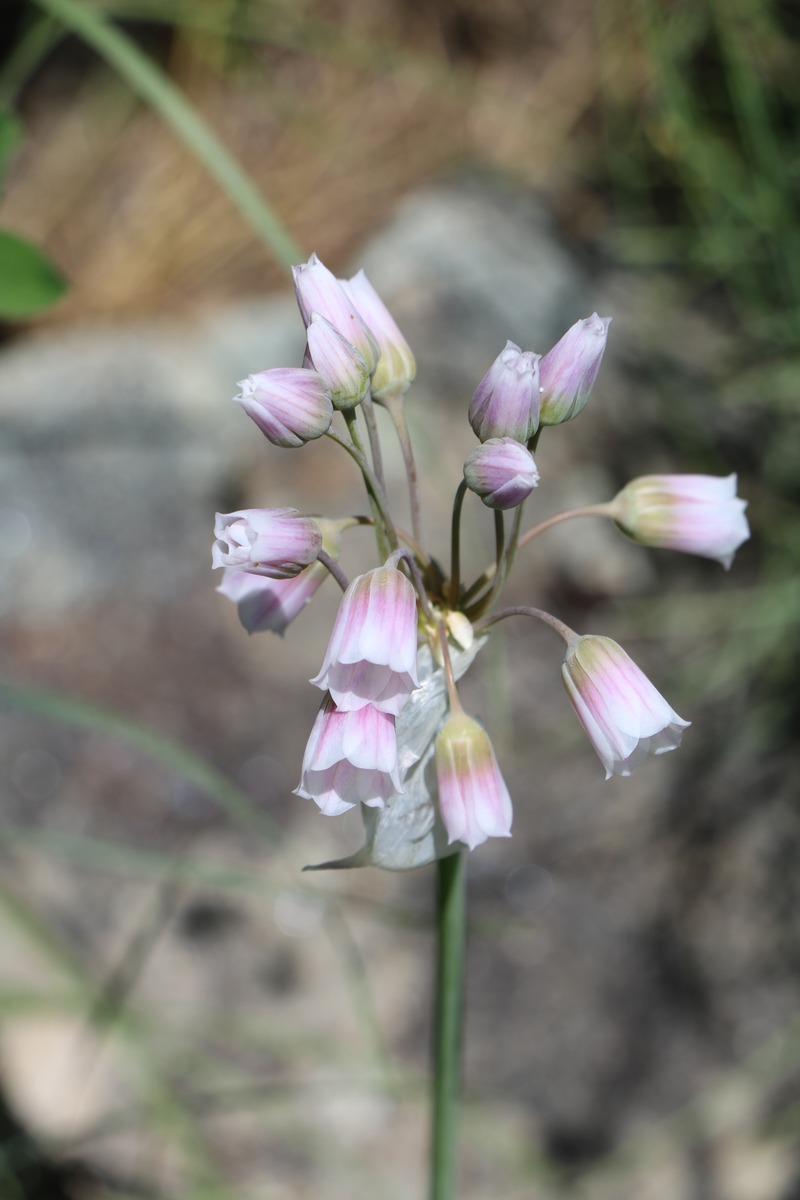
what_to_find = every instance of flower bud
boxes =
[435,712,513,850]
[562,635,690,779]
[306,314,371,410]
[611,474,750,569]
[212,508,321,578]
[463,437,539,510]
[235,367,333,447]
[342,269,416,400]
[469,341,540,443]
[293,253,380,374]
[538,313,611,425]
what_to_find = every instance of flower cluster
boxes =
[213,254,750,864]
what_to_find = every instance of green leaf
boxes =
[0,111,22,182]
[0,229,67,318]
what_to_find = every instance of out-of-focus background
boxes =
[0,0,798,1197]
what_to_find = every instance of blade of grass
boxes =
[0,677,276,841]
[29,0,303,267]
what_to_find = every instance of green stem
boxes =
[430,849,466,1200]
[30,0,302,266]
[383,390,426,556]
[360,392,388,501]
[325,423,397,557]
[449,481,469,608]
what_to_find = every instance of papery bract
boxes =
[611,473,750,570]
[469,341,541,443]
[463,437,539,510]
[342,269,416,399]
[235,367,333,447]
[212,508,321,578]
[435,711,513,850]
[216,561,329,635]
[294,694,402,815]
[311,563,419,715]
[293,253,380,374]
[306,313,371,410]
[538,313,611,425]
[562,635,690,779]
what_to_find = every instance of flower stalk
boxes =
[430,847,466,1200]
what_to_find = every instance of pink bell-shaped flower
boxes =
[234,367,333,447]
[562,635,690,779]
[294,695,402,815]
[538,313,611,425]
[216,561,329,635]
[341,269,416,400]
[310,562,419,715]
[212,509,321,579]
[611,473,750,570]
[293,253,380,375]
[435,711,513,850]
[463,437,539,510]
[469,341,541,443]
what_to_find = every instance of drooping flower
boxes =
[538,313,611,425]
[294,694,402,815]
[212,509,321,578]
[610,473,750,570]
[234,367,333,447]
[306,313,371,410]
[435,711,513,850]
[463,437,539,510]
[216,561,329,635]
[293,253,380,375]
[562,634,690,779]
[310,562,419,715]
[469,341,541,443]
[341,269,416,400]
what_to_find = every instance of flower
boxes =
[216,561,329,635]
[311,563,419,715]
[435,712,513,850]
[463,437,539,509]
[306,313,371,410]
[561,635,690,779]
[610,473,750,569]
[538,313,611,425]
[469,341,541,443]
[341,269,416,400]
[212,509,321,578]
[293,253,380,374]
[234,367,333,447]
[294,694,402,815]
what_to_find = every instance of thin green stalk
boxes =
[449,481,469,608]
[360,392,388,502]
[430,849,466,1200]
[382,391,426,557]
[30,0,302,266]
[336,413,397,557]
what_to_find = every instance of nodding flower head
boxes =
[294,694,402,815]
[611,473,750,570]
[562,634,690,780]
[463,437,539,510]
[341,269,416,400]
[310,563,419,716]
[234,367,333,447]
[212,509,321,579]
[435,711,513,850]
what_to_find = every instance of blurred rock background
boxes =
[0,1,798,1197]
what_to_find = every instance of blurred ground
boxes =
[0,2,798,1199]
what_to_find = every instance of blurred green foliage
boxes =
[0,109,67,318]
